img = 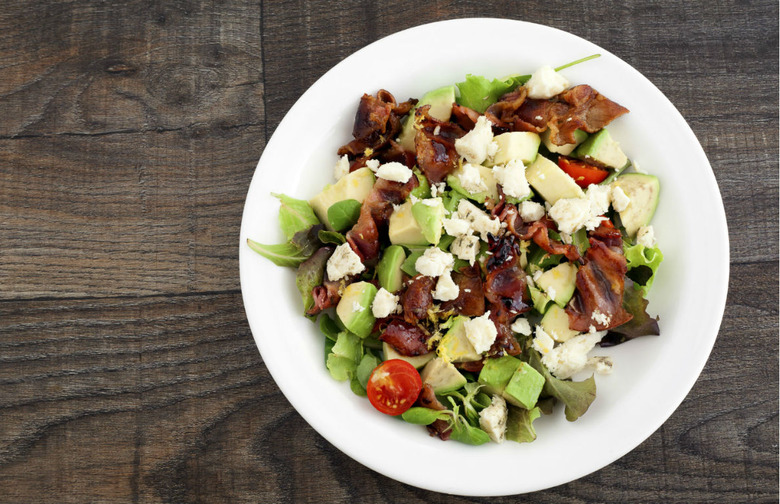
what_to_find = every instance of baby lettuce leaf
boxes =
[356,351,381,390]
[291,224,325,257]
[602,278,660,346]
[506,405,541,443]
[327,199,362,231]
[401,407,450,425]
[319,314,342,342]
[326,332,363,381]
[273,193,320,240]
[457,74,527,113]
[528,350,596,422]
[448,418,490,445]
[247,239,309,267]
[624,243,664,294]
[318,229,346,245]
[296,246,332,317]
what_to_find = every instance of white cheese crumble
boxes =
[365,158,380,172]
[510,317,532,335]
[442,217,471,237]
[457,163,488,194]
[371,287,399,318]
[415,247,455,278]
[326,242,365,281]
[352,301,365,313]
[479,395,508,443]
[541,330,607,379]
[519,200,545,222]
[611,185,631,212]
[376,162,412,183]
[525,65,570,99]
[492,159,531,200]
[455,115,495,165]
[421,197,441,207]
[451,234,480,265]
[587,356,614,375]
[532,325,555,355]
[548,197,592,234]
[636,225,656,248]
[457,199,501,241]
[433,269,460,302]
[464,311,498,354]
[591,309,611,326]
[430,182,446,198]
[587,184,612,217]
[334,154,350,180]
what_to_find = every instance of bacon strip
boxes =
[414,105,466,183]
[566,239,633,331]
[518,217,581,262]
[379,319,431,356]
[450,104,481,131]
[401,275,436,324]
[484,234,531,323]
[416,384,451,440]
[308,279,341,316]
[440,264,485,317]
[487,311,521,357]
[485,84,629,146]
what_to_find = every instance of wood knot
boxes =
[105,61,137,76]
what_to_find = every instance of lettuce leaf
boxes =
[246,239,309,267]
[456,74,528,113]
[624,243,664,294]
[326,332,363,381]
[273,193,320,240]
[326,199,361,231]
[295,246,332,317]
[602,278,660,346]
[528,349,596,421]
[506,405,541,443]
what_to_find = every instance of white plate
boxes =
[239,18,729,496]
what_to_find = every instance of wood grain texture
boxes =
[0,0,777,502]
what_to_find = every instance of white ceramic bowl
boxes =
[239,18,729,496]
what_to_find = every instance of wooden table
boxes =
[1,1,777,502]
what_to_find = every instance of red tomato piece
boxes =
[366,359,423,416]
[557,157,609,187]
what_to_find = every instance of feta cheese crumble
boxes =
[326,242,365,281]
[455,115,495,165]
[433,269,460,302]
[372,288,399,318]
[548,197,592,234]
[365,158,380,172]
[457,200,501,241]
[442,216,471,237]
[376,161,413,183]
[450,234,480,265]
[519,200,545,222]
[611,185,631,212]
[636,225,656,248]
[510,317,532,335]
[352,301,365,313]
[525,65,570,99]
[532,325,555,355]
[541,329,607,379]
[591,309,611,326]
[479,395,508,443]
[493,159,531,199]
[457,163,488,194]
[415,247,454,278]
[334,154,350,180]
[464,311,498,354]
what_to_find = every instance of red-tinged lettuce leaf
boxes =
[296,246,332,318]
[601,278,661,347]
[291,224,325,257]
[528,350,596,422]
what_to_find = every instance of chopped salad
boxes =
[249,55,663,445]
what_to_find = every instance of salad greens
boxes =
[248,56,663,446]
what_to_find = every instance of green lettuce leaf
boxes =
[602,278,660,346]
[528,349,596,421]
[318,229,346,245]
[295,246,332,317]
[246,239,309,267]
[401,407,451,425]
[326,332,363,381]
[273,193,320,240]
[410,169,431,199]
[506,405,542,443]
[624,243,664,294]
[327,199,362,231]
[456,74,527,113]
[319,314,342,342]
[356,351,380,390]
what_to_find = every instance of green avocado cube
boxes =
[503,362,544,409]
[478,355,523,396]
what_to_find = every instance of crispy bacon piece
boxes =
[401,275,436,324]
[484,234,531,322]
[518,217,581,262]
[308,279,341,316]
[379,319,431,357]
[338,90,417,162]
[416,384,451,440]
[346,207,379,262]
[566,239,633,331]
[589,220,623,249]
[451,104,481,131]
[485,84,629,146]
[488,311,522,357]
[440,264,485,317]
[414,105,466,183]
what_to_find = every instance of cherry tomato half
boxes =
[366,359,423,416]
[557,157,609,187]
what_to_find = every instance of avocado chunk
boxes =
[336,281,378,338]
[574,128,628,170]
[535,262,578,307]
[528,284,554,314]
[411,198,445,245]
[486,131,541,167]
[540,304,579,342]
[388,201,428,246]
[541,128,588,156]
[446,164,499,204]
[525,155,584,204]
[420,357,467,393]
[382,342,435,369]
[437,316,481,363]
[478,355,523,396]
[612,173,660,238]
[376,245,406,293]
[309,167,375,230]
[398,85,457,152]
[503,362,544,409]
